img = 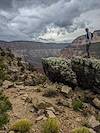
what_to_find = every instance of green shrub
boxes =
[0,70,6,81]
[0,91,12,128]
[0,80,3,86]
[0,113,9,128]
[43,87,58,97]
[72,99,83,111]
[0,60,7,81]
[11,119,32,133]
[43,118,60,133]
[31,74,47,86]
[72,127,90,133]
[0,91,12,113]
[0,50,6,56]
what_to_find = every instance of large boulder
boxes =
[71,57,100,93]
[2,80,14,89]
[42,57,100,93]
[42,57,77,87]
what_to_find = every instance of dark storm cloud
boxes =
[13,0,61,7]
[0,0,13,9]
[0,0,100,42]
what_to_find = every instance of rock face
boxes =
[42,57,100,93]
[72,57,100,93]
[42,57,77,87]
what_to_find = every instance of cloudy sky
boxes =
[0,0,100,43]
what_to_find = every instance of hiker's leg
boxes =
[88,42,91,58]
[87,45,90,57]
[86,44,89,57]
[86,44,90,58]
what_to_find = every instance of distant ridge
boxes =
[0,40,67,45]
[0,41,70,68]
[60,30,100,59]
[72,30,100,46]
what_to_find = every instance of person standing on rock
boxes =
[85,28,93,58]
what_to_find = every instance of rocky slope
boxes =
[0,48,100,133]
[0,47,46,87]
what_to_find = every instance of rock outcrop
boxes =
[0,48,46,88]
[42,57,77,87]
[72,57,100,93]
[42,57,100,93]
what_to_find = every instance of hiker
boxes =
[85,28,93,58]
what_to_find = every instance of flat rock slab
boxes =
[61,85,72,97]
[88,115,100,128]
[46,110,56,118]
[93,98,100,109]
[3,80,14,89]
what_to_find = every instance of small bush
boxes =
[72,99,83,111]
[43,87,58,97]
[0,80,3,86]
[11,119,32,133]
[43,118,60,133]
[0,60,7,81]
[0,50,6,56]
[0,91,12,113]
[31,74,47,86]
[0,91,12,128]
[72,127,90,133]
[0,113,9,128]
[0,70,6,81]
[17,57,23,67]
